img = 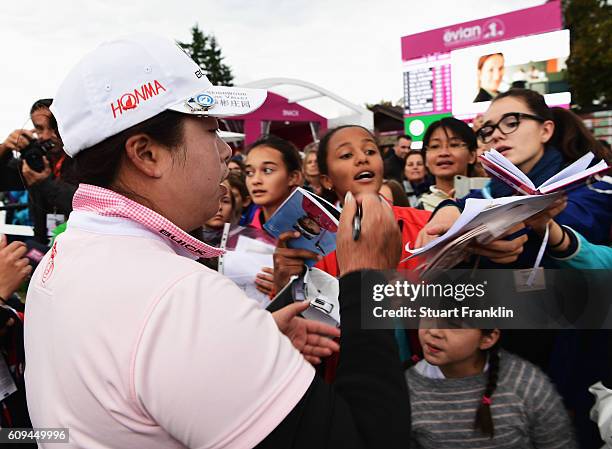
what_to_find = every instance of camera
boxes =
[6,136,56,173]
[19,138,55,172]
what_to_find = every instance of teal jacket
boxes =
[550,226,612,269]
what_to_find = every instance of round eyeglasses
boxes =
[476,112,546,144]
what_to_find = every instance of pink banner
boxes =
[401,1,562,61]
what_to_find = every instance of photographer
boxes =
[0,99,77,244]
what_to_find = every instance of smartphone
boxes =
[453,175,490,199]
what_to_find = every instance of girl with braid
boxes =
[405,320,577,448]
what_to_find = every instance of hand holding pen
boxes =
[352,194,389,241]
[337,192,401,276]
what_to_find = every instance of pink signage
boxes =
[236,92,326,122]
[401,0,562,61]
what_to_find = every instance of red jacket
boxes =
[314,206,431,382]
[247,206,264,230]
[315,206,431,276]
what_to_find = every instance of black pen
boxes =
[352,203,362,241]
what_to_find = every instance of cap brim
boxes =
[168,86,267,117]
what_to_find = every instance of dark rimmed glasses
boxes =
[476,112,546,144]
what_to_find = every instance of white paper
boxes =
[485,148,535,190]
[0,356,17,401]
[405,194,558,264]
[234,235,275,255]
[223,248,274,308]
[407,196,526,255]
[483,149,609,194]
[538,151,593,189]
[228,274,272,308]
[540,158,608,193]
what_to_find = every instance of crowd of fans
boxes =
[0,85,611,447]
[202,88,611,448]
[192,89,612,446]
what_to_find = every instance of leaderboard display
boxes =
[403,54,451,115]
[400,0,567,143]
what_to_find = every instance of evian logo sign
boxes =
[110,80,167,119]
[443,19,505,47]
[443,25,482,45]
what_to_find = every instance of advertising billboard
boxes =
[400,0,567,142]
[450,29,570,117]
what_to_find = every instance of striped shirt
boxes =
[405,350,577,449]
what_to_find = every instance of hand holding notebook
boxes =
[264,188,341,266]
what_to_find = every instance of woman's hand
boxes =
[336,192,401,275]
[0,235,32,299]
[414,205,461,248]
[272,231,321,292]
[255,267,275,297]
[468,223,529,264]
[273,300,341,365]
[524,195,567,235]
[0,129,35,156]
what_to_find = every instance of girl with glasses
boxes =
[418,118,478,211]
[418,88,612,447]
[420,88,612,253]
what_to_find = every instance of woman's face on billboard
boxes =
[479,54,504,93]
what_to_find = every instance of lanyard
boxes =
[72,184,224,259]
[52,154,65,178]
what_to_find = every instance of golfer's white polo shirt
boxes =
[24,210,314,449]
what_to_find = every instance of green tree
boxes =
[365,100,395,110]
[178,24,234,86]
[563,0,612,109]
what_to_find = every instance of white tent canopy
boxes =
[240,78,373,131]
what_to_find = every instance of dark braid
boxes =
[474,343,500,438]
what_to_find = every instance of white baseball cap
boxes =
[51,33,267,157]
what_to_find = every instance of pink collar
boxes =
[72,184,224,259]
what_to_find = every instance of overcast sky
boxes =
[0,0,546,138]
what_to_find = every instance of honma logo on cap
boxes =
[110,80,167,119]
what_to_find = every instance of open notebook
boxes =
[479,149,609,195]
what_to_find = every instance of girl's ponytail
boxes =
[474,345,500,438]
[549,107,611,164]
